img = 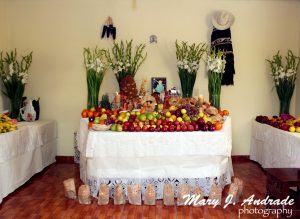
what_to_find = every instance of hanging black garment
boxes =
[101,25,116,40]
[211,28,235,85]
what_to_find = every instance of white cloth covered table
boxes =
[78,117,233,198]
[250,121,300,168]
[0,120,57,203]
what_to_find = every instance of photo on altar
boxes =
[151,77,167,94]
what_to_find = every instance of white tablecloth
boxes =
[78,117,233,198]
[0,120,57,203]
[78,117,232,158]
[250,121,300,168]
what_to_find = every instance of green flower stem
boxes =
[179,69,196,98]
[208,70,223,109]
[87,69,104,109]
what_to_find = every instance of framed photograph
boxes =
[151,77,167,94]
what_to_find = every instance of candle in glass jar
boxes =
[116,92,121,108]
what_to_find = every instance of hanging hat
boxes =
[212,10,235,30]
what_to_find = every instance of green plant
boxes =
[83,47,108,109]
[0,49,33,119]
[106,40,147,83]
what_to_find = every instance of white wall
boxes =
[0,0,8,110]
[296,22,300,116]
[1,0,300,155]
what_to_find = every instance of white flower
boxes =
[9,64,14,76]
[184,64,189,69]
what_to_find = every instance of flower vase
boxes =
[10,97,22,120]
[178,69,196,98]
[87,70,101,109]
[208,71,222,110]
[87,87,99,109]
[279,97,291,115]
[211,94,221,110]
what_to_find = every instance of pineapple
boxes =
[119,75,138,100]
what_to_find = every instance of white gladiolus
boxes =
[9,64,14,76]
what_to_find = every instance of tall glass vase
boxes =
[211,94,221,110]
[87,69,103,109]
[208,71,222,110]
[10,96,23,120]
[178,69,196,98]
[279,97,291,115]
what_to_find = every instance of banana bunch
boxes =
[0,114,17,133]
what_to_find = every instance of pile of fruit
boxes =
[0,114,17,133]
[256,115,300,133]
[81,104,229,132]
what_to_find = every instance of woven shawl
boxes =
[211,28,235,85]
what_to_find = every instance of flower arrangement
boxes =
[175,41,206,98]
[207,48,226,110]
[83,47,109,109]
[0,49,33,119]
[267,50,300,115]
[106,40,147,84]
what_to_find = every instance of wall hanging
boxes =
[211,10,235,85]
[101,16,116,40]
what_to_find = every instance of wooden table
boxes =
[265,168,300,214]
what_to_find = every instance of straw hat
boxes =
[212,10,235,30]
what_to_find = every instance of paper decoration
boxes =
[144,184,156,205]
[63,178,76,199]
[98,183,109,205]
[114,184,125,205]
[127,184,142,205]
[163,184,174,206]
[78,185,91,205]
[177,184,191,206]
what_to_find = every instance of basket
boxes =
[92,124,111,131]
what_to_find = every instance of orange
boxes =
[223,110,229,116]
[215,122,223,130]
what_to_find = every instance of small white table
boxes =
[250,121,300,168]
[0,120,57,203]
[78,117,233,199]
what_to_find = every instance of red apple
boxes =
[162,125,168,132]
[181,125,187,132]
[149,120,155,126]
[188,125,194,131]
[148,127,155,132]
[129,125,135,132]
[169,125,175,132]
[142,125,148,132]
[161,120,167,126]
[122,124,128,131]
[176,125,181,131]
[209,125,216,131]
[174,121,180,126]
[156,120,162,126]
[135,126,141,132]
[194,124,199,131]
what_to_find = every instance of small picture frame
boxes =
[151,77,167,94]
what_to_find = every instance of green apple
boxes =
[110,124,117,131]
[181,109,187,114]
[94,117,100,124]
[139,114,147,122]
[116,124,123,132]
[146,113,154,120]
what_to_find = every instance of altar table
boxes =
[0,120,57,203]
[250,121,300,168]
[78,117,233,199]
